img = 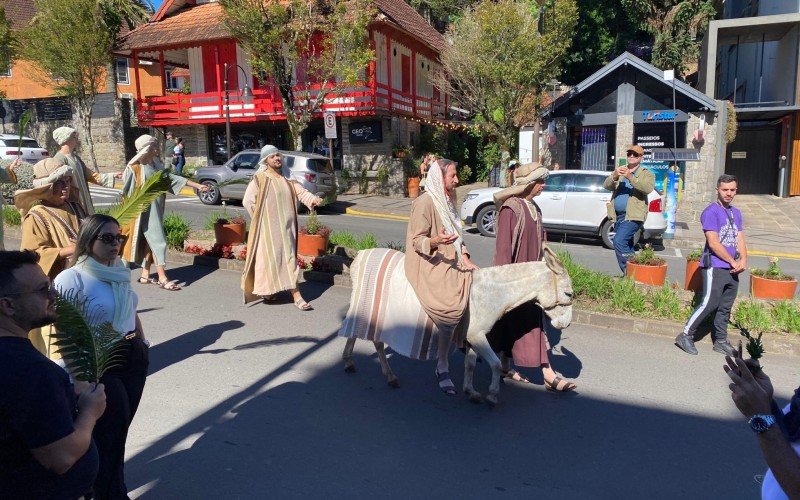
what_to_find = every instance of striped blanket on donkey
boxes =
[338,248,447,361]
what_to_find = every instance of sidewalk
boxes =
[329,186,800,259]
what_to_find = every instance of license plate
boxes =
[322,179,332,186]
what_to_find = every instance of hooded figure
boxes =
[46,126,115,215]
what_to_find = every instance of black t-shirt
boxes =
[0,337,99,499]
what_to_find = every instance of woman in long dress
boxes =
[487,162,576,392]
[120,134,207,290]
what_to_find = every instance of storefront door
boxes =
[727,125,780,195]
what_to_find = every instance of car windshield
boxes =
[2,139,40,148]
[305,158,333,174]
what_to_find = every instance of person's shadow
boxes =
[147,320,245,376]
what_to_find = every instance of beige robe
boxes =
[39,152,113,215]
[19,202,84,358]
[404,193,472,332]
[241,168,319,303]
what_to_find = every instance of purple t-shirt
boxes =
[700,202,743,269]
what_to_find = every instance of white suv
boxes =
[459,170,667,248]
[0,134,50,164]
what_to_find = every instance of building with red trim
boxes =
[117,0,452,171]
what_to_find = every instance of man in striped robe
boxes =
[241,145,322,310]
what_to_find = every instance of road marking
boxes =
[674,248,682,258]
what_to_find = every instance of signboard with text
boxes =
[324,112,337,139]
[348,120,382,144]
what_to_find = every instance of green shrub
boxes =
[733,299,775,334]
[358,168,368,194]
[329,230,379,251]
[1,162,34,204]
[773,301,800,334]
[3,205,21,226]
[163,212,192,250]
[610,278,648,314]
[649,284,687,321]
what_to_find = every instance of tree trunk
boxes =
[75,99,99,173]
[532,119,540,162]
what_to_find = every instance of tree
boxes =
[622,0,718,76]
[220,0,375,151]
[407,0,473,31]
[0,7,16,75]
[437,0,578,169]
[20,0,148,171]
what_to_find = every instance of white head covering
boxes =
[260,144,279,162]
[127,135,159,166]
[425,159,464,260]
[53,126,77,146]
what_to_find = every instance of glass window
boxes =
[543,173,571,192]
[1,139,40,148]
[115,58,129,85]
[571,174,607,193]
[0,64,10,77]
[234,153,259,169]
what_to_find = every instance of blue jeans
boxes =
[174,155,185,176]
[613,213,642,273]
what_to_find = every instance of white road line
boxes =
[674,248,682,258]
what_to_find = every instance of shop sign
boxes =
[348,120,383,144]
[641,110,678,122]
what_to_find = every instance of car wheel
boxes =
[476,205,498,238]
[601,219,641,249]
[198,180,221,205]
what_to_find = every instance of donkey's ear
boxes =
[543,245,565,275]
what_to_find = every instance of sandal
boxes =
[501,369,531,384]
[137,277,155,284]
[294,299,313,311]
[157,280,182,291]
[544,376,576,393]
[435,370,457,396]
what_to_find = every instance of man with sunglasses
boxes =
[0,250,106,498]
[603,145,655,273]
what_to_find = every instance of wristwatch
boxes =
[748,414,776,433]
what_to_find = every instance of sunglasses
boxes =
[96,233,128,245]
[626,151,642,157]
[1,281,56,298]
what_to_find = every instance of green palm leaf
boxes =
[52,289,128,383]
[16,108,33,156]
[108,169,172,226]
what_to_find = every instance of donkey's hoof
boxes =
[344,362,356,373]
[387,378,400,388]
[486,393,499,407]
[467,391,483,404]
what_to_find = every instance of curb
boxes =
[178,187,196,197]
[343,207,410,221]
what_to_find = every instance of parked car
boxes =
[459,169,666,248]
[193,149,338,207]
[0,134,49,164]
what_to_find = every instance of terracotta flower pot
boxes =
[407,176,420,199]
[213,222,246,246]
[298,233,329,257]
[751,275,798,300]
[626,262,668,286]
[685,260,702,291]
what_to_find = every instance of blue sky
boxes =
[151,0,164,10]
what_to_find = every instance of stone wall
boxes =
[339,116,406,197]
[158,124,210,167]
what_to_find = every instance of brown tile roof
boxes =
[119,0,445,54]
[3,0,36,30]
[119,2,232,52]
[374,0,445,53]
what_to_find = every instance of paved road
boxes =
[90,186,800,298]
[122,263,798,498]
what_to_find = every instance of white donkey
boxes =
[339,246,573,405]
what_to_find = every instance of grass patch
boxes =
[3,205,21,226]
[329,230,379,251]
[773,301,800,333]
[163,212,192,250]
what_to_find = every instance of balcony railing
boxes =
[137,82,447,126]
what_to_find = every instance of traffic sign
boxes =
[324,112,337,139]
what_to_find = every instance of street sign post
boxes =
[324,112,336,165]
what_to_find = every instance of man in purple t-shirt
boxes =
[675,174,747,356]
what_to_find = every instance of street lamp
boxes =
[224,63,254,161]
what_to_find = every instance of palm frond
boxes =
[108,169,171,226]
[52,289,127,383]
[16,108,33,156]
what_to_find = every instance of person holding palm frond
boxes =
[120,135,208,291]
[54,214,148,500]
[14,158,86,357]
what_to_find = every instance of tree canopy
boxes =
[220,0,375,150]
[0,8,15,76]
[437,0,578,159]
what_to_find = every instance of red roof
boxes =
[119,0,445,54]
[3,0,36,29]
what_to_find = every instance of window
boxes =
[233,153,259,170]
[0,64,10,77]
[543,173,570,192]
[165,67,182,90]
[571,174,606,193]
[115,58,129,84]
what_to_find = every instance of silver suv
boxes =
[193,150,337,206]
[0,134,50,164]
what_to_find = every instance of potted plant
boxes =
[751,257,798,300]
[405,161,421,199]
[213,203,247,245]
[626,244,668,286]
[685,248,703,291]
[298,210,331,257]
[392,146,409,159]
